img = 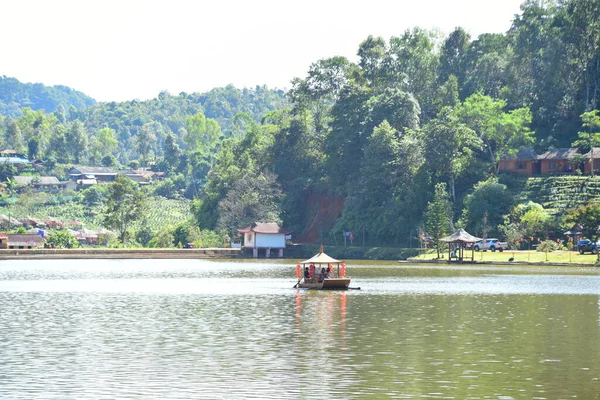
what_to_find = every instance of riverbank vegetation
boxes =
[1,0,600,252]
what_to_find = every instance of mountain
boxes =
[0,75,96,117]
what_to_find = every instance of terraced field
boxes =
[0,195,192,231]
[513,175,600,215]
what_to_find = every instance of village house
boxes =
[0,214,23,229]
[6,233,44,249]
[69,166,118,183]
[12,176,68,192]
[499,147,588,176]
[43,217,64,229]
[0,233,7,249]
[583,148,600,174]
[237,222,292,258]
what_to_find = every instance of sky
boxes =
[1,0,524,103]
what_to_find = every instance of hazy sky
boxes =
[1,0,524,102]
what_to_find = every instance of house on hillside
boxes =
[499,147,585,176]
[498,148,539,176]
[583,148,600,174]
[65,176,97,191]
[7,233,44,249]
[0,156,30,167]
[237,222,292,258]
[13,176,67,192]
[119,169,157,184]
[69,166,118,182]
[0,215,23,229]
[43,217,64,229]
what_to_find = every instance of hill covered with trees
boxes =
[0,76,96,117]
[1,0,600,252]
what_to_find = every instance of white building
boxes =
[237,222,292,258]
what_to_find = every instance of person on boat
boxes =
[304,266,310,279]
[327,266,333,278]
[318,267,327,282]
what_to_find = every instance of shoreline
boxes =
[404,258,598,267]
[0,248,242,260]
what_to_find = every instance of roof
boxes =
[500,148,539,160]
[70,166,117,175]
[501,147,583,161]
[13,176,61,185]
[537,147,581,160]
[237,222,292,234]
[7,234,44,246]
[583,147,600,158]
[0,157,30,164]
[300,251,343,265]
[440,229,482,243]
[0,233,8,239]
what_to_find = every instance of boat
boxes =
[294,247,351,290]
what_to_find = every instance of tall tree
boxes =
[216,171,283,234]
[422,107,481,201]
[103,174,147,243]
[135,124,157,167]
[425,183,453,259]
[66,121,87,163]
[4,120,25,154]
[458,93,534,173]
[438,27,471,93]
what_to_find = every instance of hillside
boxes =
[510,175,600,216]
[0,76,96,117]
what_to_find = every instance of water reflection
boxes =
[1,259,600,399]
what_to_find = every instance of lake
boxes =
[1,259,599,399]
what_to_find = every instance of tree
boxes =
[90,127,118,161]
[438,27,471,91]
[46,231,79,249]
[103,174,146,243]
[422,107,481,201]
[163,133,181,171]
[458,93,534,173]
[565,202,600,243]
[571,110,600,174]
[425,183,453,258]
[66,121,87,163]
[5,120,25,154]
[460,178,514,237]
[216,171,283,234]
[135,124,157,167]
[27,136,40,160]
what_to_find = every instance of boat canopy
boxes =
[300,251,343,265]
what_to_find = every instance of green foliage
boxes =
[47,231,79,249]
[425,183,453,258]
[537,240,558,252]
[0,76,95,118]
[216,171,283,234]
[103,175,147,243]
[461,178,513,237]
[565,201,600,241]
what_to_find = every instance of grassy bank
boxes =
[411,249,598,265]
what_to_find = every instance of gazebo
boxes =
[440,229,482,263]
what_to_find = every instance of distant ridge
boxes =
[0,75,96,117]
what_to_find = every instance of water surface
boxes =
[1,259,599,399]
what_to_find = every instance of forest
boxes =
[1,0,600,251]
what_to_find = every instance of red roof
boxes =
[238,222,292,234]
[0,233,8,239]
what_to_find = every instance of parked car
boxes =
[473,238,510,252]
[577,239,600,254]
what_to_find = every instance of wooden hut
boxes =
[440,229,482,263]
